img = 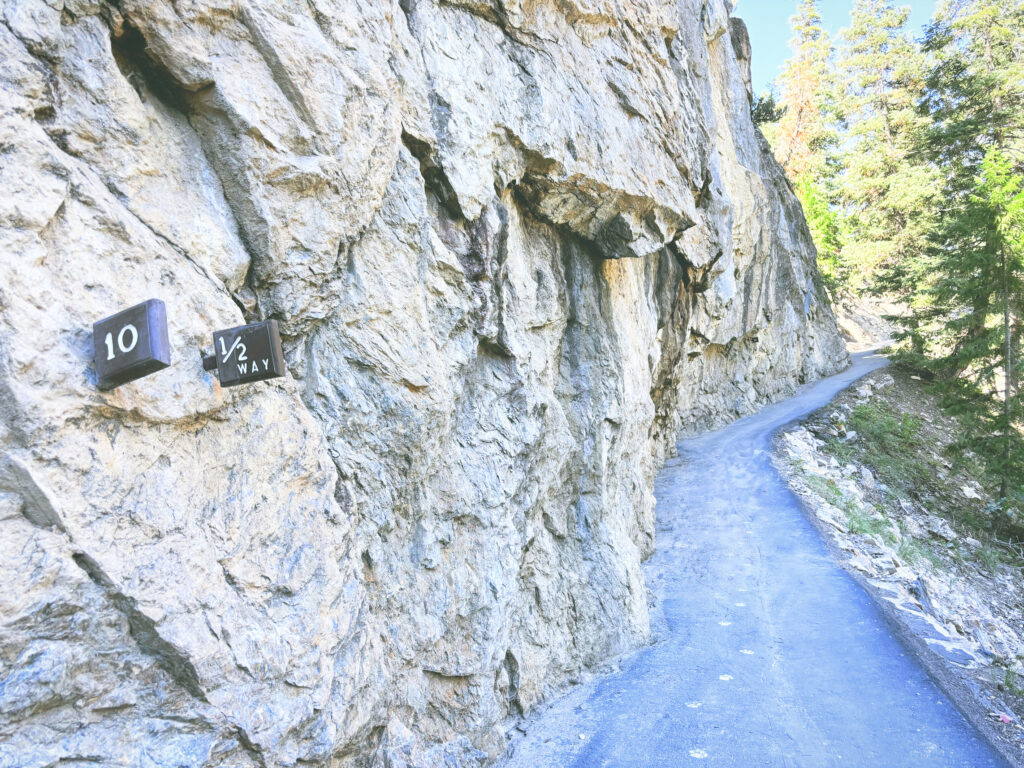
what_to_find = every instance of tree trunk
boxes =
[1002,244,1012,499]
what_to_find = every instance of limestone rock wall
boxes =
[0,0,847,765]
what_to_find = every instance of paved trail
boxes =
[502,352,1009,768]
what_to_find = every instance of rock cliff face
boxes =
[0,1,847,765]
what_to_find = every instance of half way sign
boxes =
[93,299,171,390]
[204,320,286,387]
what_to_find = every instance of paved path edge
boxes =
[771,355,1024,768]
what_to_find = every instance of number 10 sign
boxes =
[92,299,171,389]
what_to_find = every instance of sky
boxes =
[735,0,940,95]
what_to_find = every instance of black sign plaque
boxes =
[93,299,171,390]
[208,320,285,387]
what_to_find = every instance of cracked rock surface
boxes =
[0,0,846,764]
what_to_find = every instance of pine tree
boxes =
[899,0,1024,512]
[769,0,847,293]
[835,0,936,289]
[796,174,846,291]
[752,89,785,127]
[774,0,836,181]
[979,149,1024,500]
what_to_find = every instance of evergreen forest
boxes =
[756,0,1024,537]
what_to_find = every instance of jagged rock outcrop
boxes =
[0,0,847,765]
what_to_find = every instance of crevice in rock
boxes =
[104,10,265,312]
[408,144,517,354]
[302,0,335,47]
[401,130,463,220]
[607,80,644,118]
[423,669,474,682]
[363,724,388,766]
[70,552,209,703]
[219,562,245,598]
[88,14,260,313]
[501,649,522,715]
[3,456,66,533]
[647,247,692,458]
[334,477,354,514]
[230,283,260,323]
[681,248,723,296]
[689,329,712,347]
[694,167,714,209]
[477,336,513,360]
[109,19,191,114]
[230,723,269,768]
